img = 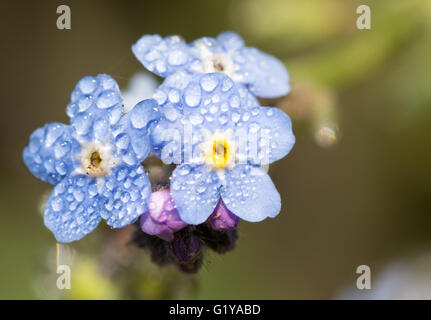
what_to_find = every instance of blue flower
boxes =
[23,74,158,243]
[149,72,295,225]
[132,31,290,98]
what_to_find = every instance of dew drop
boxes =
[97,90,120,109]
[184,83,201,107]
[229,95,240,108]
[45,124,64,147]
[242,112,251,122]
[197,185,206,193]
[177,165,190,176]
[153,90,167,105]
[73,189,85,202]
[249,122,260,133]
[115,133,130,150]
[231,112,240,123]
[54,141,70,159]
[156,60,167,73]
[200,74,219,92]
[219,114,229,125]
[73,115,92,135]
[78,96,93,112]
[51,197,63,212]
[78,76,98,94]
[221,78,233,92]
[168,89,180,103]
[55,162,67,175]
[190,113,203,125]
[209,104,219,114]
[163,105,179,122]
[168,50,188,66]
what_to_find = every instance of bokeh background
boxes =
[1,0,431,299]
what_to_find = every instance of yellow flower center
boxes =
[205,138,233,169]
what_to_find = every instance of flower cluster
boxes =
[23,31,295,271]
[24,75,157,242]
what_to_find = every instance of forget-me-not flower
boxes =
[23,74,158,242]
[132,31,290,98]
[149,72,295,225]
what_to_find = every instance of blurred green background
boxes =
[1,0,430,299]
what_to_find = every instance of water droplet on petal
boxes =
[115,133,130,150]
[73,114,92,135]
[231,112,240,123]
[190,113,203,125]
[242,112,250,122]
[168,89,180,103]
[156,60,167,74]
[200,74,219,92]
[97,90,121,109]
[153,90,167,105]
[168,50,188,66]
[219,114,229,125]
[209,104,219,114]
[221,78,233,92]
[197,185,206,193]
[177,165,190,176]
[78,95,93,112]
[163,105,179,122]
[54,141,70,159]
[184,83,201,107]
[55,162,67,175]
[229,94,240,108]
[78,76,98,94]
[249,122,260,133]
[51,197,63,212]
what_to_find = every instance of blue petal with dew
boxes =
[240,106,295,165]
[99,164,151,228]
[67,74,123,141]
[23,122,80,185]
[44,174,102,243]
[133,31,290,98]
[132,35,192,78]
[170,164,221,225]
[233,47,290,98]
[112,99,159,166]
[220,165,281,222]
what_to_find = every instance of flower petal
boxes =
[140,188,187,242]
[241,106,295,165]
[44,175,102,243]
[67,74,123,141]
[99,164,151,228]
[234,47,290,98]
[217,31,245,52]
[111,99,158,166]
[132,35,192,78]
[23,122,80,184]
[170,164,221,225]
[207,199,239,231]
[220,165,281,222]
[140,213,174,241]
